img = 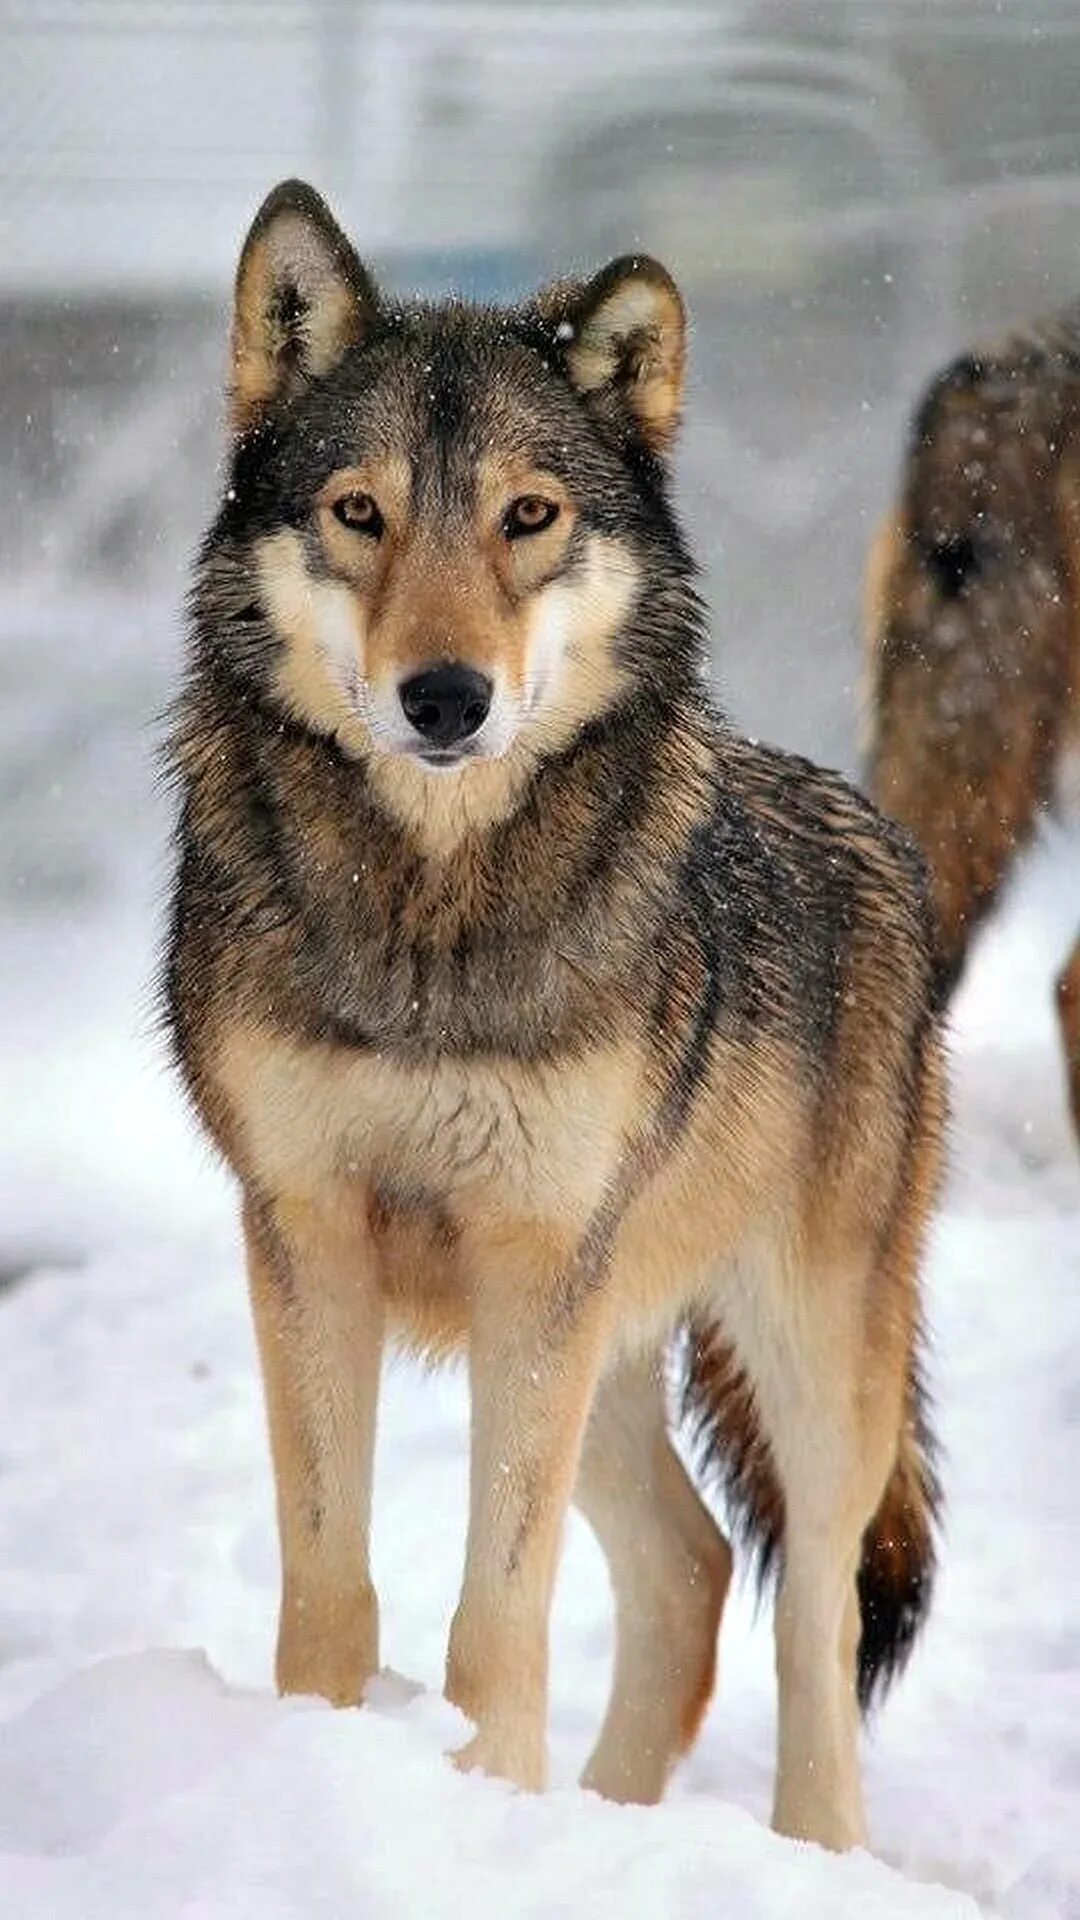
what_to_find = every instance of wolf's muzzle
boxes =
[399,666,493,747]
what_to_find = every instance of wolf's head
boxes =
[866,345,1080,688]
[194,180,701,839]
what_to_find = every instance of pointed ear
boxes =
[558,256,687,454]
[229,179,379,435]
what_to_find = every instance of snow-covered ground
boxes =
[1,589,1078,1914]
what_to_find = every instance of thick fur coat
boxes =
[165,180,944,1852]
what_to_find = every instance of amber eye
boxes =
[503,495,560,540]
[332,491,384,537]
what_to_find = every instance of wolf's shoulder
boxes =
[679,728,933,933]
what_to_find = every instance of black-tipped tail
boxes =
[855,1358,940,1711]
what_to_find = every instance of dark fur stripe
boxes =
[681,1321,785,1588]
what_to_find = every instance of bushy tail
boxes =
[683,1326,940,1715]
[854,1362,940,1710]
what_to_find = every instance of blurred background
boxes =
[5,0,1080,1270]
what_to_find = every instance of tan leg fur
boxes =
[708,1240,893,1850]
[445,1220,614,1791]
[243,1189,384,1708]
[575,1353,731,1804]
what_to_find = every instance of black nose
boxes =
[398,666,493,747]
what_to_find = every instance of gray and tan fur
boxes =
[164,180,945,1853]
[865,312,1080,1139]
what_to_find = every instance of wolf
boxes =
[865,316,1080,1140]
[164,179,944,1852]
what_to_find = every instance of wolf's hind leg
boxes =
[1055,926,1080,1144]
[575,1352,731,1805]
[243,1187,384,1709]
[717,1280,884,1850]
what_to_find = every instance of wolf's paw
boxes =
[363,1666,426,1710]
[579,1743,668,1806]
[449,1724,547,1793]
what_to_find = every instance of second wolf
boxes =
[865,313,1080,1138]
[165,180,944,1853]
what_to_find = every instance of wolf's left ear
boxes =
[229,179,379,435]
[557,256,687,455]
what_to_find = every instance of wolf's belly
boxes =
[214,1022,641,1229]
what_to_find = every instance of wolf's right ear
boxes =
[550,256,687,455]
[229,179,379,436]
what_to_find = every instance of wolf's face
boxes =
[200,181,692,817]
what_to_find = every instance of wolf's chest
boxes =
[216,1025,640,1227]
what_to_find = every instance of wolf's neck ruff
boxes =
[171,641,714,1066]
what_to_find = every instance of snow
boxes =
[1,636,1078,1915]
[0,1657,981,1920]
[7,1,1080,1903]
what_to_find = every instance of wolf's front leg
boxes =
[243,1187,384,1708]
[446,1222,611,1790]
